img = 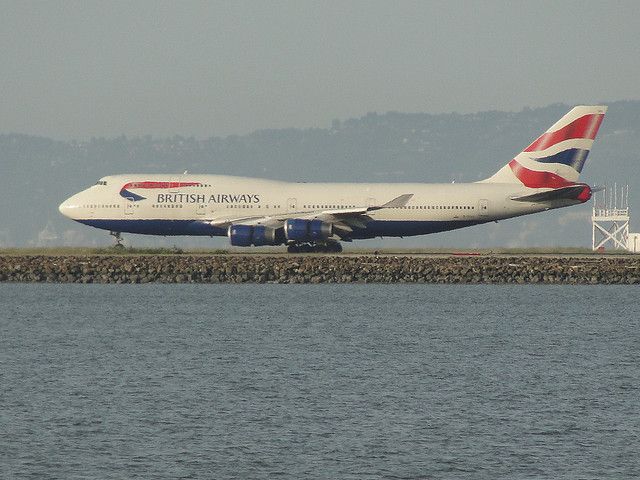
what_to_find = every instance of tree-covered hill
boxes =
[2,101,639,248]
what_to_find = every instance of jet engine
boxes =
[284,219,332,242]
[228,225,277,246]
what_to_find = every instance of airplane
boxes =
[59,105,607,252]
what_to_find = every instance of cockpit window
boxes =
[95,180,108,186]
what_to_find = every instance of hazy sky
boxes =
[2,0,639,139]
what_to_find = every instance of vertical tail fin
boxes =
[482,105,607,187]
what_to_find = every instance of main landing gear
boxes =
[110,231,125,249]
[287,242,343,253]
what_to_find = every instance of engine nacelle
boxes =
[284,219,332,242]
[252,225,277,246]
[228,225,277,247]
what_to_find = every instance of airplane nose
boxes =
[58,199,70,217]
[59,197,77,218]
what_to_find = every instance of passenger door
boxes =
[124,199,135,215]
[478,199,489,216]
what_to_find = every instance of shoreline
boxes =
[1,255,639,284]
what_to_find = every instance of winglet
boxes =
[369,193,414,211]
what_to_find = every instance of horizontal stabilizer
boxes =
[511,185,592,203]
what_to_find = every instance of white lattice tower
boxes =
[592,184,630,251]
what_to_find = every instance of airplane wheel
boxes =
[326,242,342,253]
[110,231,125,248]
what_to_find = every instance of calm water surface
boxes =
[1,284,639,479]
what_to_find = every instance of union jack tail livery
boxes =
[484,105,607,188]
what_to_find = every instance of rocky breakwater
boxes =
[1,255,640,284]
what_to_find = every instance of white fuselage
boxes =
[59,174,579,243]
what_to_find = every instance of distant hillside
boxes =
[2,101,639,248]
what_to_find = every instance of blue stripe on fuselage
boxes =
[349,220,484,238]
[77,219,227,236]
[76,218,486,239]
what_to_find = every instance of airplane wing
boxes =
[209,193,413,238]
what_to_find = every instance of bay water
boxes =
[1,284,639,479]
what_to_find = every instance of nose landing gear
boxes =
[110,231,125,249]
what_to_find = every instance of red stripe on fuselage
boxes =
[524,113,604,152]
[121,181,201,190]
[509,159,575,189]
